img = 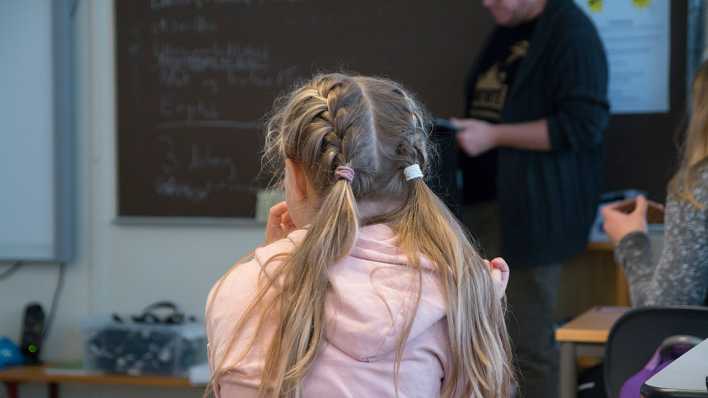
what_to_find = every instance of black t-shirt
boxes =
[462,20,537,204]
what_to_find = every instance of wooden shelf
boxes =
[0,366,197,388]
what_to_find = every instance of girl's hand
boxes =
[265,201,297,245]
[601,196,649,246]
[485,257,510,299]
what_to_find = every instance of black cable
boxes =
[0,261,22,281]
[43,262,66,341]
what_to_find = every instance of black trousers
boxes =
[507,264,561,398]
[464,203,561,398]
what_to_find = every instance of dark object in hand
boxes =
[614,198,665,224]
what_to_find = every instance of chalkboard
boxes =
[116,0,492,219]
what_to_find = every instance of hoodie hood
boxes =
[261,224,447,363]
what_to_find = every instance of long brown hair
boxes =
[670,60,708,208]
[206,74,514,397]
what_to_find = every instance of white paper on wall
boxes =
[576,0,670,114]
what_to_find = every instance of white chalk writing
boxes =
[155,136,256,201]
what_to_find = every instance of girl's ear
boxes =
[285,159,311,201]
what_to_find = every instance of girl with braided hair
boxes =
[205,73,514,398]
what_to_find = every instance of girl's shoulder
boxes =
[206,229,307,323]
[248,231,304,274]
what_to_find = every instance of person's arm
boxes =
[494,119,550,151]
[545,25,609,152]
[451,118,550,156]
[613,195,708,306]
[453,27,609,156]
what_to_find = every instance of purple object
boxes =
[620,339,696,398]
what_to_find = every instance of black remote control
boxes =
[20,303,45,365]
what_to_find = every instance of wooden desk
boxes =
[557,243,630,321]
[586,241,629,306]
[0,366,201,398]
[556,306,629,398]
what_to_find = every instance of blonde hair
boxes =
[670,60,708,208]
[206,73,514,397]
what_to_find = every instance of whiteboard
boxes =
[0,0,74,262]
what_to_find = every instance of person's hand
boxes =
[451,118,498,157]
[265,201,297,245]
[601,196,649,246]
[485,257,510,299]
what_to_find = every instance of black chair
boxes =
[603,306,708,398]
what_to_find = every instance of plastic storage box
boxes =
[81,315,207,376]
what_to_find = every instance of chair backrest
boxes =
[603,306,708,398]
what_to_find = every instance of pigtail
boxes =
[258,75,365,397]
[258,177,358,397]
[392,89,515,397]
[398,179,514,397]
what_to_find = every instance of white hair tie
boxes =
[403,164,424,181]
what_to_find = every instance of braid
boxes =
[311,77,368,184]
[393,88,430,175]
[322,131,345,170]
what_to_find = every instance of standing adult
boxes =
[453,0,609,396]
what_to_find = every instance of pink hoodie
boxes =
[206,224,452,397]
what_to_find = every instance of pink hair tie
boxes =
[334,165,355,183]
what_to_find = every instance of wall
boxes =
[0,1,263,396]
